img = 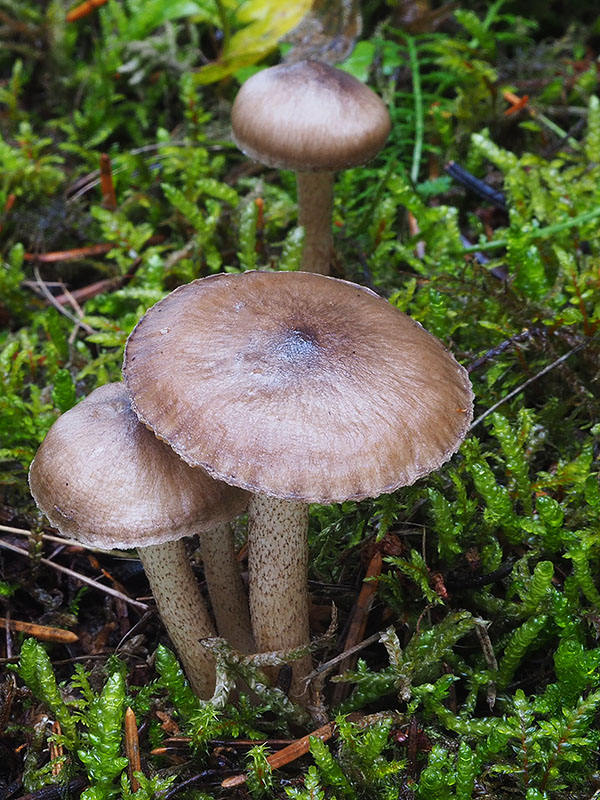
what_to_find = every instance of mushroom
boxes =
[122,271,473,698]
[199,521,255,655]
[231,60,391,275]
[28,382,251,697]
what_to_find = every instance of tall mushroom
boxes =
[231,60,391,275]
[123,271,473,698]
[28,382,250,697]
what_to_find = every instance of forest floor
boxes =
[3,1,600,798]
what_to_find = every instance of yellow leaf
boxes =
[195,0,311,85]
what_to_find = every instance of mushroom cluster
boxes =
[231,60,391,275]
[29,64,471,705]
[123,270,473,698]
[29,382,252,697]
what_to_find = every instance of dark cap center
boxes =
[276,327,319,363]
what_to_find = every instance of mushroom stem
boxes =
[138,540,216,698]
[247,495,312,700]
[200,522,255,653]
[297,171,334,275]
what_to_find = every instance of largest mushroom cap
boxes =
[231,60,391,171]
[28,382,249,550]
[123,271,473,504]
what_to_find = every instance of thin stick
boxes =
[221,722,335,789]
[475,622,498,710]
[405,34,424,185]
[54,277,123,305]
[99,154,117,210]
[32,265,95,335]
[124,707,142,791]
[503,90,529,116]
[446,161,506,210]
[0,539,148,611]
[0,192,16,234]
[25,234,161,264]
[339,552,382,655]
[459,205,600,254]
[149,737,298,756]
[12,776,88,800]
[56,282,86,320]
[24,243,114,262]
[66,0,108,22]
[0,523,132,557]
[470,338,591,430]
[502,89,582,148]
[304,627,388,683]
[0,617,78,643]
[49,721,64,776]
[331,551,382,706]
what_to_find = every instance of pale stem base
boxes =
[247,495,312,701]
[200,522,255,653]
[297,171,334,275]
[138,539,216,698]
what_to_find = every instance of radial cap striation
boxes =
[29,383,249,550]
[231,59,391,172]
[123,271,473,504]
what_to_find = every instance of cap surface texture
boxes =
[231,59,391,171]
[123,271,473,503]
[29,382,249,549]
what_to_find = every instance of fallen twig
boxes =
[503,90,581,150]
[0,192,16,234]
[12,774,87,800]
[330,551,382,706]
[66,0,108,22]
[0,523,131,557]
[54,277,124,306]
[31,265,96,335]
[99,153,117,210]
[0,617,78,644]
[24,243,114,262]
[304,627,388,684]
[503,89,530,116]
[445,161,507,210]
[468,327,546,373]
[221,722,335,789]
[0,539,148,611]
[49,721,64,777]
[162,772,220,800]
[470,337,593,430]
[124,707,142,791]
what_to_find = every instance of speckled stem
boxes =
[200,522,255,653]
[297,171,334,275]
[138,539,216,698]
[247,495,312,700]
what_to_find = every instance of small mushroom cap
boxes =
[231,60,391,171]
[28,383,249,550]
[123,271,473,504]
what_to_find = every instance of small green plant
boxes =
[13,641,130,796]
[246,743,275,799]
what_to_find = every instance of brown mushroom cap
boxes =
[123,271,473,504]
[231,60,391,171]
[28,382,249,550]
